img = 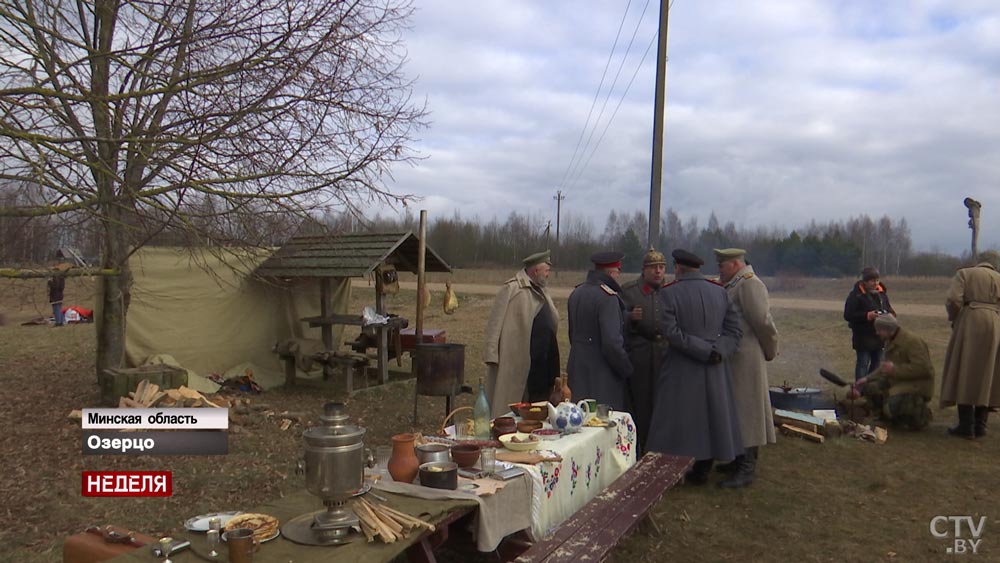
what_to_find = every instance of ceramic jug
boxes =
[387,433,420,483]
[548,400,586,433]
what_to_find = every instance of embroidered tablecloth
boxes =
[513,411,638,539]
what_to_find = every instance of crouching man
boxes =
[848,315,934,430]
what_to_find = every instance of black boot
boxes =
[718,447,757,489]
[685,459,714,485]
[974,406,989,438]
[948,405,976,439]
[715,459,739,474]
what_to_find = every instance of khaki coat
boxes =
[724,265,779,448]
[870,327,935,399]
[484,269,559,417]
[940,262,1000,407]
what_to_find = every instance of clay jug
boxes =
[388,433,420,483]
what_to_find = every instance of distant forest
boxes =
[1,200,969,277]
[352,209,966,277]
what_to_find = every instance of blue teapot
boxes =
[547,400,589,433]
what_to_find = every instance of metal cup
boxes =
[223,528,258,563]
[597,403,612,422]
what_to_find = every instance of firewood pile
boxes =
[351,497,435,543]
[118,380,223,408]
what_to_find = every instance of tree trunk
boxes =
[95,210,130,381]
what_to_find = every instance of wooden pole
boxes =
[375,271,388,385]
[647,0,670,248]
[320,278,333,382]
[414,210,427,424]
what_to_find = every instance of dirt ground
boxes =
[0,272,996,562]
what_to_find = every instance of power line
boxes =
[563,0,654,192]
[556,1,634,192]
[566,27,659,192]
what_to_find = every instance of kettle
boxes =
[548,400,587,433]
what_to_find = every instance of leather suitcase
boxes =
[63,525,157,563]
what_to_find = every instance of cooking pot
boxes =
[415,443,451,465]
[418,461,458,490]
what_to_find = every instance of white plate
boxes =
[184,511,242,532]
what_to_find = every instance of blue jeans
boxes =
[52,302,65,325]
[855,348,883,381]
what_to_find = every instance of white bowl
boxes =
[499,432,539,452]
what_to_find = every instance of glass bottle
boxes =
[473,377,491,439]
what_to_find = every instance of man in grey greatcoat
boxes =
[484,250,560,416]
[621,248,669,453]
[567,251,633,410]
[713,248,779,488]
[647,249,744,485]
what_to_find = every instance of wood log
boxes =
[780,423,825,443]
[376,503,435,531]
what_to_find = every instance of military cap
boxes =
[671,248,704,268]
[643,249,667,267]
[590,251,624,269]
[874,314,899,332]
[713,248,746,263]
[522,250,552,268]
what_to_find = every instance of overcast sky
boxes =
[380,0,1000,255]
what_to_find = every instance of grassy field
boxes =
[0,271,995,562]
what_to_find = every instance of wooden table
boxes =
[99,489,477,563]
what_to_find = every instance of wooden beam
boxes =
[0,267,119,279]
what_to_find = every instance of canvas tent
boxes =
[120,246,349,390]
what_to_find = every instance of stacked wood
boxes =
[351,497,434,544]
[779,423,825,443]
[118,380,222,408]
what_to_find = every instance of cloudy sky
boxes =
[381,0,1000,254]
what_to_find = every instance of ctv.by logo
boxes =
[930,515,987,555]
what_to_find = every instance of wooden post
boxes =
[320,278,333,381]
[414,210,428,424]
[965,197,982,261]
[375,271,388,385]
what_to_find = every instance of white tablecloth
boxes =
[511,411,638,539]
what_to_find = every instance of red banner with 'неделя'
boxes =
[82,471,172,497]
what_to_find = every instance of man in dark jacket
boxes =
[48,270,66,327]
[621,249,668,453]
[567,251,633,410]
[647,249,744,485]
[844,266,895,380]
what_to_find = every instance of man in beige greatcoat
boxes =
[941,250,1000,439]
[714,248,779,488]
[484,251,560,417]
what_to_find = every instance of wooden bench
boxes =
[513,452,693,563]
[277,351,369,392]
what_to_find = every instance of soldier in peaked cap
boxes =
[484,250,560,416]
[621,249,669,453]
[566,251,633,410]
[712,247,779,489]
[647,248,745,485]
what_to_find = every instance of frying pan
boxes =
[819,368,850,387]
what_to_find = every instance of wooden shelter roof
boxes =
[254,232,452,279]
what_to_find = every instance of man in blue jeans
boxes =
[48,271,65,327]
[844,267,895,380]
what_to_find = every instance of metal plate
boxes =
[281,512,365,546]
[183,511,241,532]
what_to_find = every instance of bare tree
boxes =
[0,0,426,377]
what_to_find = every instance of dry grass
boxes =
[0,273,994,562]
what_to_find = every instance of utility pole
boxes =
[553,190,565,246]
[965,197,982,261]
[647,0,670,248]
